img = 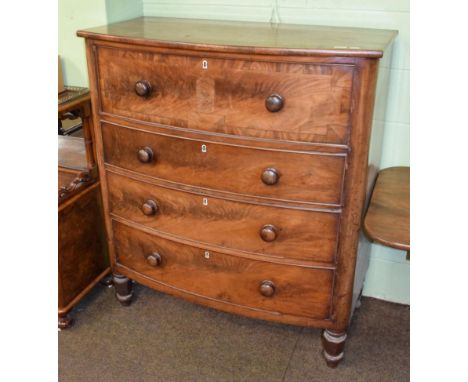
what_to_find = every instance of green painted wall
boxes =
[58,0,410,304]
[58,0,143,86]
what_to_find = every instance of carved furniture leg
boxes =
[58,313,73,330]
[321,329,347,368]
[113,273,133,306]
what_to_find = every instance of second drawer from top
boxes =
[101,122,346,206]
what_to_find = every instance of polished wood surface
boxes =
[80,17,396,366]
[113,220,334,320]
[77,16,397,58]
[364,167,410,251]
[58,182,109,326]
[58,87,90,112]
[322,329,347,368]
[101,122,346,205]
[96,45,353,144]
[59,168,80,191]
[107,171,339,264]
[58,87,109,328]
[58,136,87,170]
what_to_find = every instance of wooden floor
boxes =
[59,283,409,382]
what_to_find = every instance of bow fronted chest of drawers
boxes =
[78,17,396,367]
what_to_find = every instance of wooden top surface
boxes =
[58,136,87,171]
[364,167,410,251]
[77,16,397,58]
[58,168,80,190]
[58,86,90,114]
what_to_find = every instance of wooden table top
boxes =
[58,86,90,114]
[77,16,397,58]
[58,135,87,171]
[364,167,410,251]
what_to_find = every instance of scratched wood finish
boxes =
[97,46,353,144]
[107,171,339,263]
[364,167,410,251]
[113,220,334,320]
[101,122,346,206]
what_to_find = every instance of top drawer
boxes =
[96,45,354,144]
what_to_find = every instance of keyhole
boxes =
[202,60,208,69]
[201,144,207,153]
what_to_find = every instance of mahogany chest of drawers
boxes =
[78,17,396,367]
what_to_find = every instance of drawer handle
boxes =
[259,280,276,297]
[137,147,154,163]
[261,168,280,185]
[142,200,159,216]
[146,252,162,267]
[135,80,152,98]
[265,94,284,112]
[260,224,278,242]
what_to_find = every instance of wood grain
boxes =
[79,17,396,367]
[96,45,353,144]
[58,183,109,310]
[113,220,334,320]
[364,167,410,251]
[77,16,397,58]
[331,58,379,331]
[58,136,87,170]
[101,122,346,206]
[107,171,339,263]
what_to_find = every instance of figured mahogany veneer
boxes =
[107,171,339,264]
[113,221,334,321]
[101,122,346,206]
[96,46,353,144]
[78,16,397,367]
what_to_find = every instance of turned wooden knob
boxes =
[137,147,154,163]
[260,224,278,242]
[146,252,162,267]
[135,80,152,97]
[259,280,275,297]
[142,200,159,216]
[261,168,280,185]
[265,94,284,112]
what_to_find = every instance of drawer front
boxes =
[113,221,334,320]
[101,123,346,205]
[97,46,353,144]
[107,172,339,263]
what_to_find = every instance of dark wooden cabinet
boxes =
[78,17,396,367]
[58,93,110,329]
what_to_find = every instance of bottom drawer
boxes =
[113,221,334,320]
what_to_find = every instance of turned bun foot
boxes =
[58,314,73,330]
[321,329,347,368]
[112,273,133,306]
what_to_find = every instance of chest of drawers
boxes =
[78,17,396,367]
